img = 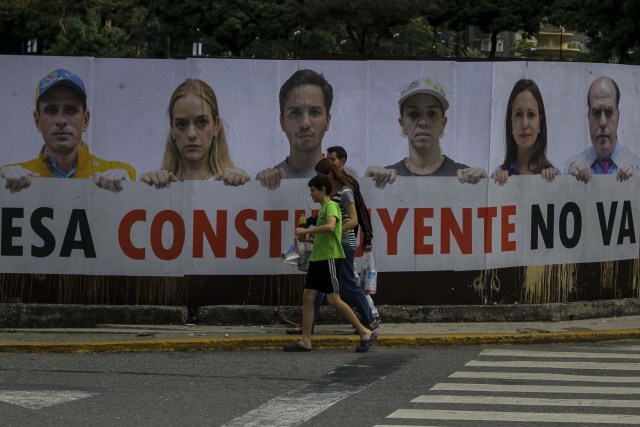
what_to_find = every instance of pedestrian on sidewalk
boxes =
[315,158,377,327]
[286,154,379,335]
[326,145,380,324]
[283,174,378,352]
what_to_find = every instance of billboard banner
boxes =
[0,176,636,275]
[1,56,638,275]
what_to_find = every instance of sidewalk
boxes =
[1,299,640,352]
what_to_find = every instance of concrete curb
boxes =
[2,298,640,328]
[0,303,188,328]
[197,298,640,325]
[1,329,639,353]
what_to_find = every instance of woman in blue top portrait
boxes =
[491,79,558,185]
[492,79,573,305]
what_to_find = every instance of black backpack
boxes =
[347,174,373,247]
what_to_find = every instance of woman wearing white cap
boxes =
[364,77,487,187]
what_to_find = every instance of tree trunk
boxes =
[489,30,498,59]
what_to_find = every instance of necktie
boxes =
[596,158,612,174]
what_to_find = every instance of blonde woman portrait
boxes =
[141,78,250,188]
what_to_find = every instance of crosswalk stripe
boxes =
[412,394,640,407]
[379,346,640,426]
[221,354,412,427]
[451,371,640,383]
[374,425,450,427]
[466,360,640,370]
[220,389,356,427]
[0,391,95,409]
[575,345,640,351]
[374,425,451,427]
[480,349,640,359]
[387,409,640,424]
[432,383,640,394]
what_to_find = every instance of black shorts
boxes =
[305,259,340,294]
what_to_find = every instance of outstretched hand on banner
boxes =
[492,166,558,186]
[364,165,396,189]
[214,167,251,186]
[0,165,39,193]
[140,170,179,189]
[541,167,558,182]
[256,166,287,190]
[491,169,509,186]
[617,165,634,182]
[92,169,130,193]
[457,167,487,184]
[567,160,592,183]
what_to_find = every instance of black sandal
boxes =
[355,331,378,353]
[283,342,312,352]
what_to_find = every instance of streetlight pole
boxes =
[432,26,437,57]
[559,25,563,60]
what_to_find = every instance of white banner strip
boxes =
[0,175,636,276]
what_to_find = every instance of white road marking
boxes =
[573,345,640,351]
[374,425,450,427]
[413,394,640,407]
[451,371,640,383]
[467,360,640,370]
[0,390,94,410]
[431,383,640,394]
[480,348,640,359]
[220,388,364,427]
[379,347,640,426]
[219,356,407,427]
[388,409,640,424]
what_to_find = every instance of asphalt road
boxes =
[2,341,640,426]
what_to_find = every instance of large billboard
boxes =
[1,56,638,275]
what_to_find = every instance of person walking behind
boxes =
[315,157,377,328]
[283,174,378,352]
[286,155,379,335]
[326,145,380,323]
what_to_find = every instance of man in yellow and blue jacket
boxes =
[0,69,135,193]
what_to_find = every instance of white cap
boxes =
[398,77,449,112]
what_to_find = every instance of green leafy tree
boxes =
[0,0,33,54]
[550,0,640,64]
[205,0,302,57]
[376,17,452,57]
[513,37,535,58]
[300,0,437,55]
[447,0,547,58]
[7,0,640,63]
[1,0,158,57]
[47,9,129,56]
[145,0,456,59]
[149,0,302,58]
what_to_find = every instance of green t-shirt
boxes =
[310,200,345,261]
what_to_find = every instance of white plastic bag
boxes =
[297,239,312,272]
[361,251,377,295]
[280,237,312,272]
[366,294,379,317]
[281,242,299,265]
